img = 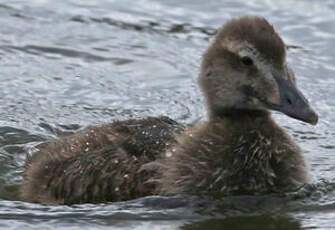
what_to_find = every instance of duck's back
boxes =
[20,116,183,205]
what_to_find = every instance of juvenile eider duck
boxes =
[20,16,318,205]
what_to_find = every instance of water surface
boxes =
[0,0,334,229]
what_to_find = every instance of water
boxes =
[0,0,334,229]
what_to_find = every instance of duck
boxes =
[20,16,318,205]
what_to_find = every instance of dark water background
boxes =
[0,0,334,229]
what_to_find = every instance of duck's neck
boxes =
[210,108,271,123]
[208,108,277,137]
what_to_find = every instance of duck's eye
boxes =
[241,56,253,66]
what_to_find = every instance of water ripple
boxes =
[1,45,133,64]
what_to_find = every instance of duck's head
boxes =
[200,16,318,125]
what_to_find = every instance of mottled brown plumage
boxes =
[158,112,307,196]
[21,16,318,204]
[20,117,183,204]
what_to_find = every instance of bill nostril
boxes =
[286,98,292,105]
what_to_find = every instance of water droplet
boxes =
[166,151,172,157]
